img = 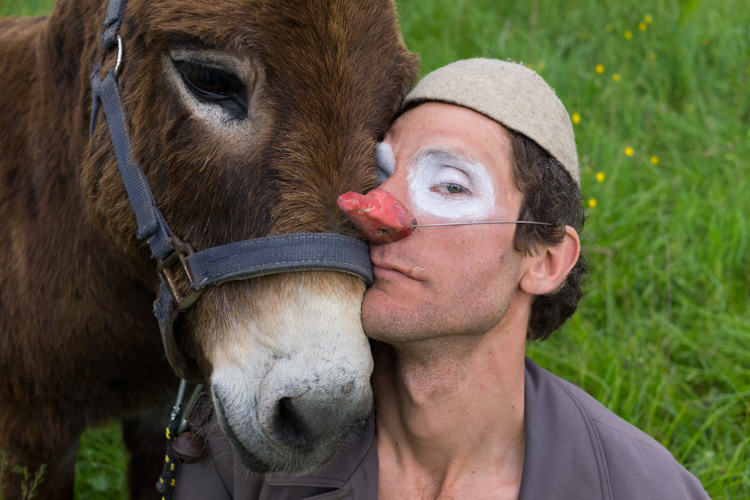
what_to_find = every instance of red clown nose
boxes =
[337,188,417,244]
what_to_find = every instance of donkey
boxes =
[0,0,417,497]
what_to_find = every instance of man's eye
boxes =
[432,184,465,194]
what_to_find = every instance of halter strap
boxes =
[101,0,128,50]
[90,68,175,260]
[90,0,373,381]
[187,233,372,289]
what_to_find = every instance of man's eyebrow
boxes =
[410,148,479,168]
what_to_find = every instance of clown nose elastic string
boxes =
[337,189,551,244]
[412,221,552,227]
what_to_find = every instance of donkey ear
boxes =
[519,226,580,296]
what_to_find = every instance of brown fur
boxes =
[0,0,417,497]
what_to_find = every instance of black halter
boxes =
[89,0,372,383]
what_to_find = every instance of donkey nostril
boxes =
[277,397,296,426]
[273,397,309,447]
[262,380,370,451]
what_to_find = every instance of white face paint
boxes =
[375,142,396,185]
[407,149,495,221]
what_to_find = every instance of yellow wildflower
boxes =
[596,172,605,182]
[595,64,605,74]
[624,146,634,157]
[624,30,633,40]
[572,113,581,125]
[650,156,659,165]
[613,73,621,82]
[639,22,647,31]
[606,24,614,32]
[588,198,598,208]
[644,14,653,24]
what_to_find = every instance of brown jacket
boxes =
[173,358,710,499]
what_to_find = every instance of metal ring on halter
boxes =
[114,35,123,79]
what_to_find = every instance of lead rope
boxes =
[156,380,205,499]
[156,379,186,500]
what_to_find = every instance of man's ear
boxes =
[519,226,580,295]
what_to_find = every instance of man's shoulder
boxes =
[526,357,674,456]
[522,357,710,499]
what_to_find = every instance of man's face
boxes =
[361,102,535,347]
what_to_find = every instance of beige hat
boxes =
[402,58,579,184]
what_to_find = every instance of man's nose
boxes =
[337,188,417,244]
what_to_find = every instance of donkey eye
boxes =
[175,61,248,118]
[177,61,237,97]
[183,64,230,94]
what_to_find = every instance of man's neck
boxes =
[373,329,527,499]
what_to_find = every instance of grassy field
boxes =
[1,0,748,498]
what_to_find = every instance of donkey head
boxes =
[83,0,416,474]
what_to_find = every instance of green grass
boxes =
[73,424,128,499]
[2,0,748,498]
[0,0,53,18]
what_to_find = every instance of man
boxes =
[173,59,709,499]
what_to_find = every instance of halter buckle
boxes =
[157,235,204,311]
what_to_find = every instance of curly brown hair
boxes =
[510,132,587,341]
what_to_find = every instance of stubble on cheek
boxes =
[361,249,522,347]
[360,280,441,345]
[360,273,469,344]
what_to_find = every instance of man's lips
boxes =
[370,256,426,282]
[373,264,408,280]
